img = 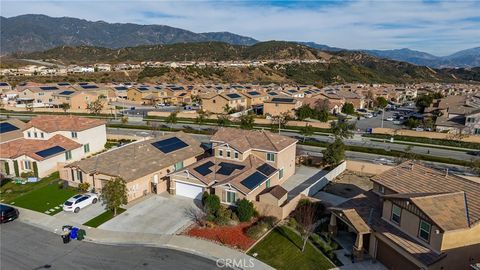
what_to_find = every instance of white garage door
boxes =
[175,182,203,199]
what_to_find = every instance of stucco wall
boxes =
[301,161,346,196]
[372,127,480,143]
[346,160,393,175]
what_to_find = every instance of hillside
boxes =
[0,14,258,54]
[6,41,480,85]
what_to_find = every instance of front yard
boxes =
[1,172,78,215]
[248,226,335,270]
[185,221,257,250]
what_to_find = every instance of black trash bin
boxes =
[77,229,86,241]
[62,233,70,244]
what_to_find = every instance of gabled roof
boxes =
[68,132,204,182]
[371,161,480,226]
[0,119,26,143]
[210,127,297,153]
[25,115,106,132]
[0,135,81,161]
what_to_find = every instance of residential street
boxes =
[0,222,221,270]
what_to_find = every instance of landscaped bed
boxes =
[248,226,335,270]
[83,208,126,228]
[185,221,257,250]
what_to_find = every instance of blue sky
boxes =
[2,0,479,56]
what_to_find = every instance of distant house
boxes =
[201,92,247,114]
[263,97,302,117]
[170,128,297,203]
[242,90,268,108]
[329,161,480,270]
[428,95,480,134]
[0,118,26,143]
[52,90,100,110]
[62,132,204,202]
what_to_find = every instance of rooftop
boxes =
[25,115,106,133]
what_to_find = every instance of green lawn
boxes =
[0,172,60,203]
[8,179,78,215]
[83,208,126,228]
[248,226,334,270]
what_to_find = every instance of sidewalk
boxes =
[17,207,273,270]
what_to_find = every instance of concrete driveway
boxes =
[54,200,105,225]
[99,193,200,235]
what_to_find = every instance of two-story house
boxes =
[62,132,204,202]
[1,115,105,178]
[169,128,297,203]
[201,92,248,114]
[329,161,480,270]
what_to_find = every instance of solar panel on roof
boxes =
[267,92,278,96]
[154,86,163,90]
[35,146,66,158]
[59,91,75,95]
[57,82,70,86]
[288,89,297,93]
[138,87,149,91]
[257,164,277,176]
[271,97,294,103]
[0,122,19,133]
[226,93,241,99]
[247,91,260,96]
[151,137,189,154]
[0,82,9,86]
[115,86,128,91]
[216,162,245,176]
[79,82,88,85]
[179,93,187,97]
[241,171,268,189]
[194,161,215,176]
[40,86,59,91]
[81,85,99,89]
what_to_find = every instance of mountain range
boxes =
[1,14,479,68]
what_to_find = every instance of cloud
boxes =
[2,0,479,55]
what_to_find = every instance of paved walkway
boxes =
[16,207,273,270]
[282,166,328,199]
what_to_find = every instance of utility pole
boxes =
[381,108,385,128]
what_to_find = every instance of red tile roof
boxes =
[0,135,81,161]
[25,115,105,132]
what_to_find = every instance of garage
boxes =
[175,181,203,200]
[376,239,419,270]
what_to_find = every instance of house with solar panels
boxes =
[16,85,65,107]
[62,132,204,202]
[52,90,100,110]
[200,92,247,114]
[0,115,106,178]
[263,97,302,117]
[242,90,268,108]
[170,128,297,203]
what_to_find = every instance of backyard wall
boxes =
[346,160,393,175]
[372,127,480,143]
[301,161,347,197]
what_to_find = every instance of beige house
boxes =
[263,97,302,117]
[170,128,297,204]
[329,161,480,270]
[242,90,268,108]
[62,132,204,202]
[52,90,100,110]
[201,92,247,114]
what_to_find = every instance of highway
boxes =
[107,127,477,176]
[0,222,220,270]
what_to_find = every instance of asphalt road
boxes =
[0,222,221,270]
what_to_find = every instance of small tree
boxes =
[330,119,355,140]
[469,159,480,175]
[195,109,208,127]
[217,114,231,126]
[203,193,221,217]
[78,182,90,192]
[270,112,290,132]
[100,177,128,216]
[87,98,105,115]
[316,109,329,122]
[223,104,232,114]
[296,105,314,120]
[300,124,314,142]
[236,199,255,222]
[375,96,388,109]
[322,138,346,166]
[121,116,128,125]
[166,111,178,130]
[341,103,355,115]
[294,201,318,252]
[25,102,34,112]
[239,113,255,130]
[61,102,70,113]
[405,117,420,129]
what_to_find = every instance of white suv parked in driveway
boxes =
[63,193,99,213]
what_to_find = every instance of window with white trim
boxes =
[24,160,31,170]
[27,131,31,138]
[71,131,78,138]
[234,152,239,159]
[226,190,236,204]
[65,150,72,160]
[279,168,284,179]
[226,151,231,158]
[266,152,275,162]
[391,204,401,224]
[83,144,90,153]
[218,149,223,157]
[419,220,431,242]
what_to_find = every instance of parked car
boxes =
[364,113,373,118]
[0,204,19,223]
[467,151,480,156]
[386,116,394,121]
[63,193,99,213]
[155,103,165,108]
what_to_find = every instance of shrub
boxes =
[214,207,232,226]
[236,199,255,222]
[203,193,220,216]
[259,216,278,228]
[78,182,90,192]
[287,217,298,229]
[246,222,269,239]
[20,171,35,178]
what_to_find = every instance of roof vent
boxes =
[445,168,449,177]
